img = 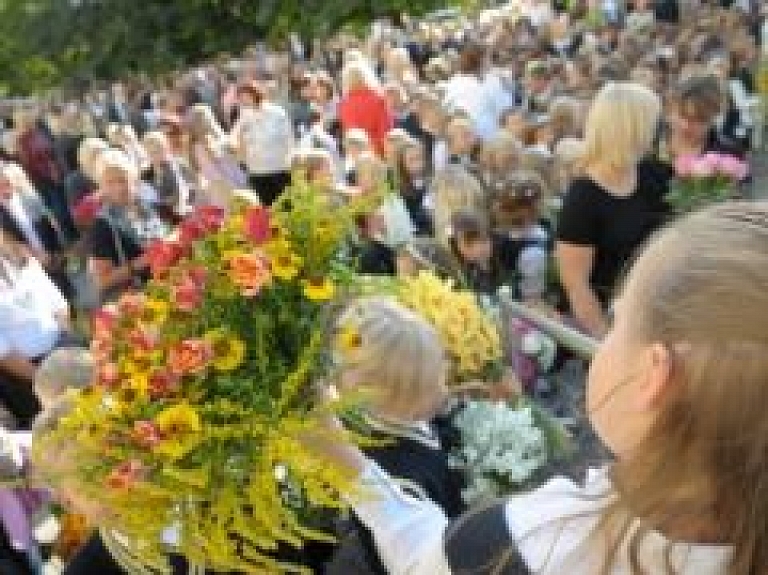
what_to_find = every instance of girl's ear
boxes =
[638,343,673,410]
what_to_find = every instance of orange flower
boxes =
[227,252,272,297]
[106,459,144,489]
[168,339,214,376]
[97,363,120,388]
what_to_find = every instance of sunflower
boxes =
[204,330,247,372]
[271,252,303,281]
[335,324,363,357]
[302,277,335,301]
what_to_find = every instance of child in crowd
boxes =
[342,128,371,185]
[488,171,552,302]
[449,209,514,295]
[444,115,479,168]
[324,296,464,575]
[395,138,433,236]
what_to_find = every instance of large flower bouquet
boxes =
[667,152,748,214]
[33,180,379,574]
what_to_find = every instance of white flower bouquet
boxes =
[450,399,570,505]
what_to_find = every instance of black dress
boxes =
[556,160,671,307]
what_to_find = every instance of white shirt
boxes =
[0,258,66,359]
[440,73,514,141]
[2,194,45,252]
[354,464,731,574]
[231,103,295,175]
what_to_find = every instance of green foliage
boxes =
[0,0,461,95]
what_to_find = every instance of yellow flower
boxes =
[204,330,247,372]
[271,252,302,281]
[154,404,203,460]
[302,277,335,301]
[140,298,170,326]
[335,324,363,356]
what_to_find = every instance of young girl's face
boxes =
[587,261,665,458]
[403,146,426,176]
[503,113,527,139]
[456,236,492,265]
[100,166,135,207]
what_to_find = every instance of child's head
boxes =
[500,108,527,141]
[292,149,335,187]
[450,209,493,266]
[489,170,545,232]
[343,128,371,160]
[334,297,447,421]
[34,348,94,411]
[432,165,487,245]
[382,128,411,165]
[399,138,428,178]
[354,151,387,194]
[445,115,477,158]
[588,201,768,571]
[478,134,523,175]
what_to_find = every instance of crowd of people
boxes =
[0,0,767,572]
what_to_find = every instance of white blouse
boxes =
[230,103,295,175]
[354,464,731,574]
[0,258,66,359]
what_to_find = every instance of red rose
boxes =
[178,217,206,246]
[243,206,272,245]
[173,277,204,312]
[133,421,162,448]
[146,240,184,278]
[148,369,180,399]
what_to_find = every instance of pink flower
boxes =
[178,217,206,245]
[128,326,160,353]
[133,421,162,448]
[243,206,272,245]
[689,157,715,179]
[168,338,214,376]
[187,265,208,288]
[91,308,118,338]
[716,154,749,182]
[195,205,226,234]
[674,153,698,178]
[106,460,145,489]
[145,240,184,278]
[173,277,205,312]
[97,363,120,388]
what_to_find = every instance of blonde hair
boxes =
[590,201,768,574]
[97,148,138,182]
[187,104,224,141]
[432,165,487,245]
[335,296,446,420]
[341,61,379,94]
[78,137,110,181]
[580,82,661,170]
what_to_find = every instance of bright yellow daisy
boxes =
[271,252,303,281]
[302,277,335,301]
[204,329,247,372]
[154,404,203,460]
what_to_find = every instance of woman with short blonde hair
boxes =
[579,82,661,171]
[556,82,670,337]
